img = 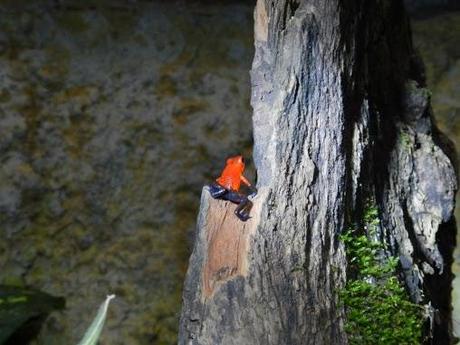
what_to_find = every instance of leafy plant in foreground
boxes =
[77,294,115,345]
[0,285,65,344]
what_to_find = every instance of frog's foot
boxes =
[235,199,253,222]
[235,211,251,222]
[248,185,258,199]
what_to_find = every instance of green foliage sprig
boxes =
[339,206,423,345]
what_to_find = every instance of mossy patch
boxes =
[398,129,413,149]
[150,292,182,344]
[62,112,95,159]
[125,290,181,345]
[172,98,208,125]
[157,50,194,84]
[1,276,24,287]
[55,12,89,34]
[154,75,177,99]
[38,44,70,88]
[0,89,11,103]
[340,205,424,344]
[101,9,138,41]
[16,85,42,155]
[53,85,97,105]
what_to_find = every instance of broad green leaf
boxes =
[0,285,65,344]
[77,294,115,345]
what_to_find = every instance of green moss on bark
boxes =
[340,206,424,345]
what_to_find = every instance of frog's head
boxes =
[226,155,245,170]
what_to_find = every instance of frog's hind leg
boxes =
[226,191,252,222]
[209,183,227,199]
[235,198,252,222]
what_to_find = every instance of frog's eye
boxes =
[240,156,245,164]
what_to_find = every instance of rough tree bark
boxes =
[179,1,457,344]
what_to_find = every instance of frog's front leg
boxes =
[209,182,227,199]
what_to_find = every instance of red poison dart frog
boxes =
[209,155,257,221]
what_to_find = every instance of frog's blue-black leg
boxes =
[209,183,253,221]
[209,182,227,198]
[226,190,252,222]
[235,198,252,222]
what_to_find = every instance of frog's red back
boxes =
[216,155,245,191]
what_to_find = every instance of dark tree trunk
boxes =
[179,1,457,344]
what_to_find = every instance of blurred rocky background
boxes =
[410,5,460,339]
[0,0,457,344]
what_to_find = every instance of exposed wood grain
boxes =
[201,192,261,299]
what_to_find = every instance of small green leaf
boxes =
[77,294,115,345]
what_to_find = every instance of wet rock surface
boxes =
[0,2,253,344]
